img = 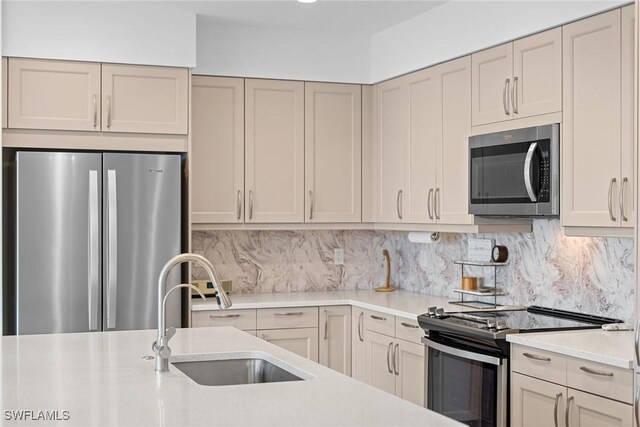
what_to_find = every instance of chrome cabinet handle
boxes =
[434,188,440,220]
[396,190,403,219]
[106,169,118,329]
[92,95,98,128]
[309,190,314,221]
[635,318,640,365]
[249,190,254,220]
[620,177,628,222]
[401,322,419,329]
[236,190,242,221]
[635,385,640,427]
[427,188,434,220]
[512,76,519,114]
[323,310,328,340]
[608,178,617,222]
[370,315,387,321]
[553,392,562,427]
[579,366,614,377]
[386,342,393,374]
[274,311,304,316]
[88,170,99,331]
[358,312,364,342]
[106,95,112,129]
[524,143,538,202]
[503,78,510,116]
[565,396,574,427]
[209,314,240,319]
[393,343,399,375]
[523,352,551,362]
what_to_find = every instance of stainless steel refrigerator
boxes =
[15,151,181,335]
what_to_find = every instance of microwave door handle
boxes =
[524,142,538,202]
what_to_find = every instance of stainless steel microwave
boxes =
[469,124,559,217]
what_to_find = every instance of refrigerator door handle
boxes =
[107,169,118,329]
[88,170,100,331]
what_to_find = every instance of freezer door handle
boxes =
[107,169,118,329]
[88,170,99,331]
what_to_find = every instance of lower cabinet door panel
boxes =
[364,330,395,394]
[511,372,566,426]
[568,388,632,427]
[259,328,319,363]
[319,306,352,376]
[351,309,367,382]
[395,340,425,407]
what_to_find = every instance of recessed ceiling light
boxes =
[298,0,317,3]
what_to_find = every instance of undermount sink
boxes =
[171,353,306,386]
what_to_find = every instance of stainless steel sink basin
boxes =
[172,357,305,386]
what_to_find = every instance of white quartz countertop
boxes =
[192,290,524,320]
[1,327,462,426]
[507,329,634,369]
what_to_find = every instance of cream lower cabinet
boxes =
[191,76,245,223]
[259,328,319,363]
[319,306,352,376]
[365,330,397,394]
[2,57,7,129]
[304,83,362,223]
[245,79,305,223]
[562,6,634,234]
[511,344,633,427]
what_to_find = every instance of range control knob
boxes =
[435,308,445,317]
[486,319,496,330]
[427,307,437,317]
[495,320,508,331]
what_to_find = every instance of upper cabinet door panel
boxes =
[101,64,188,134]
[305,82,362,223]
[374,78,407,223]
[472,43,513,126]
[513,28,562,118]
[191,76,244,223]
[562,10,621,227]
[437,56,473,225]
[8,58,101,131]
[620,4,635,227]
[2,57,7,129]
[245,79,304,223]
[404,68,439,224]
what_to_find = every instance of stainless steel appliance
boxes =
[418,306,620,426]
[13,151,181,335]
[469,124,559,217]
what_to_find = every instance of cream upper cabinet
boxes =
[405,68,438,224]
[435,56,474,225]
[472,28,561,126]
[567,389,633,426]
[394,340,425,407]
[562,9,625,228]
[374,77,407,222]
[245,79,305,223]
[101,64,188,134]
[319,306,352,376]
[305,83,362,223]
[191,76,244,223]
[472,43,513,126]
[620,4,635,229]
[8,58,101,131]
[511,372,566,426]
[2,57,7,129]
[351,308,367,383]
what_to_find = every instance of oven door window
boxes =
[428,347,499,427]
[470,140,541,205]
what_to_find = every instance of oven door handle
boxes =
[524,142,538,202]
[422,337,503,366]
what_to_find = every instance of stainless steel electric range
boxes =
[417,306,621,427]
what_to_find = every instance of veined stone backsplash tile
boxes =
[192,219,634,322]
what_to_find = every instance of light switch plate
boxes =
[334,248,344,265]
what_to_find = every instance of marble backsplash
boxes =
[192,220,635,322]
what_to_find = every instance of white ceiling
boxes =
[177,1,447,34]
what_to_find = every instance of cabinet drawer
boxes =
[567,357,633,404]
[257,307,318,330]
[395,317,423,343]
[364,309,395,337]
[511,345,566,385]
[192,309,257,331]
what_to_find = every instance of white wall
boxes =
[2,1,196,68]
[194,16,371,83]
[371,0,628,83]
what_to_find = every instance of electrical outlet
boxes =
[419,250,428,268]
[334,248,344,265]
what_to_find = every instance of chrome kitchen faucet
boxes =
[153,253,233,372]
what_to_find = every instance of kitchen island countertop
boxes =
[1,326,462,426]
